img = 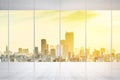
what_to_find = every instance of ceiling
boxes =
[0,0,120,10]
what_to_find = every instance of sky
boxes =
[0,10,120,53]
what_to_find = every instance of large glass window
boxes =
[9,11,34,62]
[0,11,8,62]
[0,0,120,80]
[8,11,34,78]
[60,10,86,79]
[112,10,120,62]
[61,10,85,62]
[0,11,8,73]
[35,10,59,62]
[112,10,120,80]
[35,10,60,79]
[87,10,111,62]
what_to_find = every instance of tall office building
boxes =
[34,47,38,56]
[50,48,56,57]
[6,46,8,53]
[18,48,29,53]
[56,45,62,57]
[100,48,105,56]
[18,48,22,53]
[41,39,47,55]
[4,46,8,54]
[22,48,29,53]
[65,32,74,56]
[80,47,84,57]
[46,44,49,54]
[60,40,67,58]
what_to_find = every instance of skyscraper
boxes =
[18,48,22,53]
[18,48,29,53]
[60,40,67,58]
[34,47,38,56]
[65,32,74,56]
[50,48,56,57]
[22,48,29,53]
[4,46,8,54]
[41,39,47,55]
[6,46,8,53]
[56,45,62,57]
[46,44,49,54]
[100,48,105,56]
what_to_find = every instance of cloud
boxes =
[63,10,97,22]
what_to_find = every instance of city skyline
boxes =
[0,31,119,55]
[0,10,120,53]
[0,31,120,62]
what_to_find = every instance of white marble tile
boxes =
[0,62,120,80]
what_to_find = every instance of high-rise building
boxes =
[50,48,56,57]
[56,45,62,57]
[86,48,90,56]
[41,39,47,55]
[18,48,22,53]
[22,48,29,53]
[100,48,105,56]
[6,46,8,52]
[18,48,29,53]
[65,32,74,55]
[60,40,67,58]
[46,44,49,54]
[80,47,84,57]
[34,47,38,56]
[4,46,8,54]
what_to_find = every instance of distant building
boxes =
[18,48,29,53]
[4,46,8,54]
[60,40,67,58]
[18,48,22,53]
[65,32,74,56]
[80,47,84,57]
[50,48,56,57]
[100,48,105,56]
[6,46,8,53]
[46,44,49,54]
[41,39,47,55]
[56,45,62,57]
[34,47,38,56]
[116,54,120,62]
[22,48,29,53]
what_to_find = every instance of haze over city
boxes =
[0,10,120,62]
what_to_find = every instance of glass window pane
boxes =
[9,11,34,62]
[0,11,8,62]
[9,11,34,76]
[61,10,85,62]
[112,10,120,80]
[87,10,111,62]
[0,10,8,73]
[112,10,120,62]
[35,10,59,62]
[61,10,86,79]
[86,10,111,77]
[35,10,60,78]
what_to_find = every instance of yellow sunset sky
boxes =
[0,10,120,53]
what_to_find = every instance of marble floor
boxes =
[0,62,120,80]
